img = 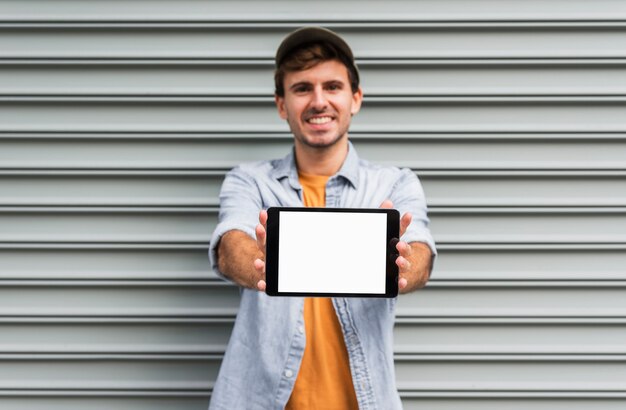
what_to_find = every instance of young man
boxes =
[209,27,436,409]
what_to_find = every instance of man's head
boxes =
[274,27,363,150]
[274,27,360,97]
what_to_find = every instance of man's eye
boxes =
[293,86,310,93]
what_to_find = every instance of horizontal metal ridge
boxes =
[0,280,227,287]
[0,170,225,176]
[0,243,624,251]
[0,272,214,280]
[1,316,625,325]
[0,353,623,361]
[0,353,220,360]
[399,391,626,398]
[0,310,236,318]
[3,201,622,208]
[0,243,209,250]
[395,354,626,361]
[398,347,626,356]
[419,170,626,176]
[15,57,626,63]
[1,166,623,172]
[0,316,624,325]
[0,200,217,207]
[0,346,216,354]
[427,281,626,287]
[16,56,623,62]
[0,390,625,398]
[0,279,624,288]
[1,132,626,141]
[6,92,626,98]
[0,353,621,362]
[4,58,626,66]
[0,317,230,323]
[3,22,626,28]
[0,206,216,212]
[0,241,623,248]
[436,243,626,250]
[0,132,298,140]
[434,206,626,213]
[6,95,626,103]
[1,169,626,177]
[0,205,625,213]
[0,59,273,66]
[395,317,626,324]
[0,390,211,397]
[401,314,626,320]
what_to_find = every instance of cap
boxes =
[275,26,359,83]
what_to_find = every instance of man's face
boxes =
[275,59,363,150]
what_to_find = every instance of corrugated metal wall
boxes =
[1,1,625,408]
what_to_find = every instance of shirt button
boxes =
[285,369,294,378]
[298,326,304,334]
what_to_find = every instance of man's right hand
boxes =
[216,209,269,291]
[253,210,268,291]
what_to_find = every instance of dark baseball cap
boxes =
[275,26,360,84]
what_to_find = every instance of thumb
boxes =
[379,199,394,209]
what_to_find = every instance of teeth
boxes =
[308,117,332,125]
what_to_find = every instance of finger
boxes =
[400,212,412,238]
[396,255,411,274]
[257,279,267,291]
[254,258,266,291]
[398,277,408,290]
[259,209,268,228]
[254,258,266,275]
[255,223,266,254]
[396,241,413,258]
[379,199,393,209]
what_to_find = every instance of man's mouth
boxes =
[306,116,333,125]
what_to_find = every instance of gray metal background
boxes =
[1,0,625,408]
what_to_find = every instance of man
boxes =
[209,27,436,409]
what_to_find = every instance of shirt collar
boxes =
[271,141,360,189]
[271,146,301,191]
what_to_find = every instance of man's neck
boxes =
[294,139,349,176]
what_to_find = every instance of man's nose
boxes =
[310,87,327,110]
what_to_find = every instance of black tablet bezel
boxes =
[265,207,399,298]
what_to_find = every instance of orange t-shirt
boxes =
[285,172,359,410]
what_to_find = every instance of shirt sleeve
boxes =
[389,167,437,261]
[209,166,264,281]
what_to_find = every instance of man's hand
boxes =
[253,210,268,291]
[380,200,432,293]
[216,210,268,291]
[219,204,431,293]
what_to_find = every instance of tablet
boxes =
[265,207,400,298]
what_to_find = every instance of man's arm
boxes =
[218,202,432,293]
[216,211,268,290]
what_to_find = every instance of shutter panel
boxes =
[1,1,624,408]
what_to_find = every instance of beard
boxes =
[289,109,350,149]
[294,129,346,149]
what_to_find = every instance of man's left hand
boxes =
[380,200,432,293]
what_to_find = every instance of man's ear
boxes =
[275,94,288,120]
[351,86,363,115]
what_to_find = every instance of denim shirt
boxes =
[209,142,436,410]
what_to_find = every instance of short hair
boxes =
[274,42,360,97]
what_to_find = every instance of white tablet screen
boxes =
[277,211,387,294]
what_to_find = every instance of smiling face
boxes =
[275,59,363,151]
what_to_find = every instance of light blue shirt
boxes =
[209,142,436,410]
